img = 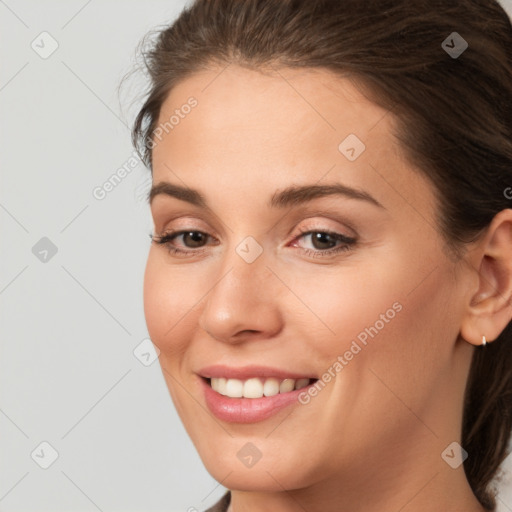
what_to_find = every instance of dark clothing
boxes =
[204,491,231,512]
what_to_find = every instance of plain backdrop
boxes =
[1,1,512,511]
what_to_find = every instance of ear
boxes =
[460,208,512,347]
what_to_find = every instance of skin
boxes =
[144,63,512,512]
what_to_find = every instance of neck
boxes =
[227,432,488,512]
[229,475,486,512]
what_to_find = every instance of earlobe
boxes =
[459,209,512,347]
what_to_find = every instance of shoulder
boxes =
[204,491,231,512]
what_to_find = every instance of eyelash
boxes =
[149,227,356,259]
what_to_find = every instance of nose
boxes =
[198,243,284,344]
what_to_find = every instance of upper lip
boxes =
[198,364,317,380]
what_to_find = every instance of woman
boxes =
[131,0,512,510]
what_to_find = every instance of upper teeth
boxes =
[210,377,311,398]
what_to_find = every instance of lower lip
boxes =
[201,377,314,424]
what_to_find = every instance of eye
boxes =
[291,228,356,257]
[149,230,213,256]
[166,231,207,248]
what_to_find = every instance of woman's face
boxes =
[145,65,474,492]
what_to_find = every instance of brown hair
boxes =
[131,0,512,509]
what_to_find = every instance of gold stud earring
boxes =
[481,335,487,346]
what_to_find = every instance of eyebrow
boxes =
[148,181,385,209]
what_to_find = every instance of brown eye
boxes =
[309,232,338,250]
[180,231,208,248]
[292,229,357,258]
[150,230,213,254]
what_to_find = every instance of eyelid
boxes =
[255,201,349,236]
[290,217,358,240]
[154,202,362,234]
[154,216,219,238]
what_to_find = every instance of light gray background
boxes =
[1,1,512,511]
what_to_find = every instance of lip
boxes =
[198,364,316,380]
[198,366,318,424]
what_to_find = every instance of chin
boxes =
[207,465,300,492]
[198,446,316,492]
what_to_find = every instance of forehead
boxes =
[153,65,393,175]
[150,64,437,224]
[154,64,390,151]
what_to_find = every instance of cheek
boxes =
[277,255,455,460]
[143,250,198,359]
[282,260,408,361]
[286,249,455,396]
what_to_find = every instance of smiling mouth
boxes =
[205,377,318,399]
